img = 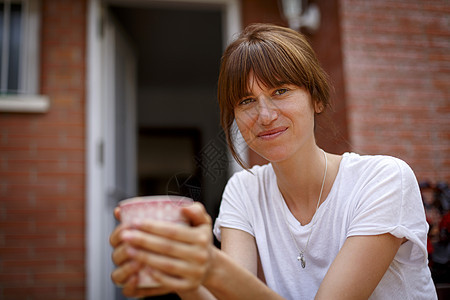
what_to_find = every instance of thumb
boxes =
[182,202,212,227]
[114,207,121,221]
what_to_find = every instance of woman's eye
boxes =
[239,98,254,106]
[274,88,288,96]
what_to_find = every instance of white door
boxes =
[103,11,138,300]
[86,2,137,299]
[87,1,241,299]
[103,13,137,207]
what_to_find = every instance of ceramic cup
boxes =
[119,195,193,287]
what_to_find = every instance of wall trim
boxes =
[0,95,49,113]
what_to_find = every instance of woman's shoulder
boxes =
[342,152,413,176]
[222,163,275,208]
[339,152,419,190]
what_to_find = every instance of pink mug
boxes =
[119,195,193,287]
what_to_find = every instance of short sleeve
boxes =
[347,157,429,265]
[213,172,255,241]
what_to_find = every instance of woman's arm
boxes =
[158,227,275,300]
[220,228,258,274]
[202,244,282,300]
[316,233,405,299]
[194,226,276,299]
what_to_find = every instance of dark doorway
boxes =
[109,4,227,299]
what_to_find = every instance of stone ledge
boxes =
[0,95,50,113]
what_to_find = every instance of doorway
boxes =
[109,1,226,224]
[87,1,242,299]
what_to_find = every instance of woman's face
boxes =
[234,73,318,163]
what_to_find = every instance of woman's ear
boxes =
[314,101,324,114]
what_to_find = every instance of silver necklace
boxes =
[282,149,327,268]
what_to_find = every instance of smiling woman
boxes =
[109,23,437,300]
[217,24,331,168]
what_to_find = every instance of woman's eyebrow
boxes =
[241,92,253,98]
[274,80,290,86]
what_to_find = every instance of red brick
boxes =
[0,272,30,284]
[34,220,85,234]
[0,221,34,234]
[34,246,84,260]
[1,196,84,210]
[33,271,85,285]
[0,247,30,260]
[341,0,450,183]
[2,258,62,272]
[0,0,87,297]
[2,159,83,175]
[64,285,86,300]
[3,208,84,222]
[2,286,63,299]
[1,219,84,235]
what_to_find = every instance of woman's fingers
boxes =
[151,268,202,292]
[110,202,215,294]
[121,252,208,293]
[110,248,178,297]
[121,274,160,298]
[113,202,211,249]
[111,260,140,286]
[122,278,174,299]
[111,249,179,297]
[131,220,212,248]
[127,246,208,279]
[124,229,213,292]
[114,206,121,221]
[131,202,211,242]
[121,227,210,263]
[109,222,129,248]
[111,242,136,266]
[182,202,212,226]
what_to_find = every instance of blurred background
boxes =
[0,0,448,299]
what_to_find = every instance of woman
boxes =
[110,23,437,299]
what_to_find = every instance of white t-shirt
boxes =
[214,153,437,300]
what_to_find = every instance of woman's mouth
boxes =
[257,127,288,140]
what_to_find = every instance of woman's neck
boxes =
[272,145,332,225]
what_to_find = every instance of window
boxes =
[0,0,48,113]
[1,1,23,94]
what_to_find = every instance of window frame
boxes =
[0,0,49,113]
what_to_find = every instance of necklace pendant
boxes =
[298,252,306,268]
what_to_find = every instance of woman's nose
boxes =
[257,97,278,125]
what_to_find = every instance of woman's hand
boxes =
[109,202,214,297]
[109,210,176,297]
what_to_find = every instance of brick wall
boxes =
[340,0,450,183]
[242,0,449,183]
[0,0,87,299]
[309,0,350,155]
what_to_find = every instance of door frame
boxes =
[86,2,138,300]
[86,0,242,299]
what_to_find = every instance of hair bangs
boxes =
[249,40,299,90]
[225,45,252,108]
[227,40,301,107]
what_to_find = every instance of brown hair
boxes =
[218,23,331,168]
